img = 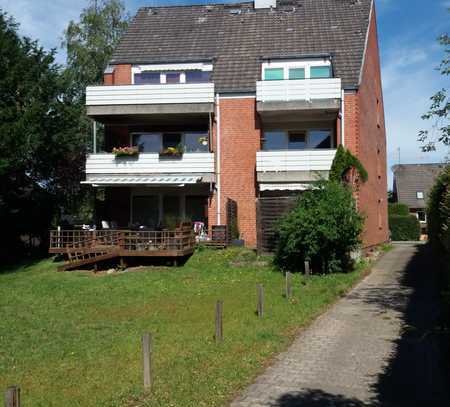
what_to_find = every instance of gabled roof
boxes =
[392,164,446,209]
[110,0,372,92]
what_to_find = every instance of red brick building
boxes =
[83,0,388,250]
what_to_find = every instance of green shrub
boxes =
[274,181,364,274]
[427,165,450,252]
[329,145,368,183]
[388,214,421,241]
[388,202,410,216]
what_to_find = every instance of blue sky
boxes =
[0,0,449,187]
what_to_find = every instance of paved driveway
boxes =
[231,243,450,406]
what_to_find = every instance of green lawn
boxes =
[0,248,366,406]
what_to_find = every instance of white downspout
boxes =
[93,120,97,153]
[215,93,221,225]
[341,89,345,147]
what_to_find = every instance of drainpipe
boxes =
[215,93,221,225]
[341,89,345,147]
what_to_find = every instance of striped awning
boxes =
[259,183,312,191]
[82,175,202,186]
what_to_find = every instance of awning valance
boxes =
[260,183,312,191]
[82,175,202,186]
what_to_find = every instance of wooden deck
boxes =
[49,225,196,270]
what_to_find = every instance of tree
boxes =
[62,0,129,100]
[418,33,450,152]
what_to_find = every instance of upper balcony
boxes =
[256,78,341,114]
[86,83,215,118]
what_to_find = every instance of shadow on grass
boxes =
[0,255,51,275]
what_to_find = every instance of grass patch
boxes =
[1,248,366,406]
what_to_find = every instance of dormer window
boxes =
[132,62,213,85]
[262,58,333,81]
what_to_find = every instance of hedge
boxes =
[389,214,421,241]
[388,203,410,216]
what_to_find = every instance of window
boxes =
[262,131,287,150]
[288,132,307,149]
[308,130,331,148]
[310,66,331,79]
[264,68,284,81]
[163,196,180,221]
[132,196,159,228]
[162,133,182,150]
[186,196,208,223]
[165,72,181,84]
[289,68,305,80]
[132,133,161,153]
[417,211,426,222]
[184,132,209,152]
[134,72,160,84]
[416,191,424,199]
[185,70,210,83]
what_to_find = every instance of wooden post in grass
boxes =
[215,300,223,343]
[5,386,20,407]
[142,333,152,392]
[285,272,292,299]
[304,261,310,278]
[257,284,264,317]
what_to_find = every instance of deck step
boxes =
[59,249,120,271]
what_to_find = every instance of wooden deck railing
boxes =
[49,226,195,254]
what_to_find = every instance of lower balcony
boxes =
[256,149,337,183]
[83,152,215,185]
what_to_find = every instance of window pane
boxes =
[262,131,287,150]
[310,66,331,78]
[288,132,306,149]
[264,68,284,81]
[132,133,161,152]
[134,72,160,84]
[184,132,209,152]
[416,191,424,199]
[289,68,305,80]
[132,196,159,228]
[165,72,181,83]
[162,133,182,149]
[308,130,331,148]
[185,70,210,83]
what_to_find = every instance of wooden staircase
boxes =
[58,246,120,271]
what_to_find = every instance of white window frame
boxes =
[416,191,424,199]
[261,58,332,81]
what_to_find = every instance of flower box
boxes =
[112,146,139,158]
[159,147,184,159]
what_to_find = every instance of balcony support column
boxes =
[93,120,97,153]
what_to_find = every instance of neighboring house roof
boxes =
[110,0,372,92]
[392,164,446,209]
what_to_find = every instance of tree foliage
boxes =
[274,181,364,274]
[427,164,450,252]
[329,145,368,185]
[418,32,450,151]
[388,203,410,216]
[388,215,421,241]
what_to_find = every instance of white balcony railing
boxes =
[256,149,337,173]
[256,78,342,102]
[86,83,215,106]
[85,153,215,175]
